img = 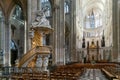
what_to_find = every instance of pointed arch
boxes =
[10,4,25,66]
[12,0,27,20]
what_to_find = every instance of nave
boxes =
[0,63,120,80]
[79,69,108,80]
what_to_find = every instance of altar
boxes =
[79,39,112,63]
[86,40,99,62]
[88,49,98,61]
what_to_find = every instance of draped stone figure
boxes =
[32,8,51,28]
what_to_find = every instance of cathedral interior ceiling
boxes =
[0,0,27,19]
[82,0,105,18]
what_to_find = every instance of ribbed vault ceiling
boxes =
[82,0,106,18]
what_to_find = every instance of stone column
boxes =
[112,0,118,62]
[4,20,11,66]
[27,0,32,52]
[53,0,65,65]
[0,18,4,49]
[52,2,58,65]
[59,0,65,65]
[31,0,37,20]
[0,18,5,66]
[37,0,41,10]
[70,0,77,62]
[0,19,1,49]
[117,0,120,62]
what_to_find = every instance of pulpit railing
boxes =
[0,66,56,79]
[18,46,51,67]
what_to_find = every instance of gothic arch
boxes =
[10,4,25,66]
[0,0,15,20]
[0,0,27,22]
[13,0,27,20]
[8,0,27,20]
[0,1,5,16]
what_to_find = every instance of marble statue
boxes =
[32,9,51,28]
[36,55,42,68]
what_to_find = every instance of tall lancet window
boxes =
[13,5,24,20]
[89,10,95,28]
[64,1,69,14]
[41,0,51,17]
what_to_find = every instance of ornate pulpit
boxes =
[17,9,53,72]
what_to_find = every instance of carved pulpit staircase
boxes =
[17,9,53,71]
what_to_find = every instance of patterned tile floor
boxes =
[79,69,108,80]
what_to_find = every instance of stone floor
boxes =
[79,69,108,80]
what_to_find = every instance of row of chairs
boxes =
[10,65,84,80]
[1,63,118,80]
[73,63,116,69]
[102,66,120,80]
[49,65,84,80]
[11,71,48,80]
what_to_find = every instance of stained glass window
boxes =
[41,0,51,17]
[64,1,69,14]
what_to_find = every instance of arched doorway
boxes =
[10,40,18,66]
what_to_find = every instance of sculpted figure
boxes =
[32,9,51,28]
